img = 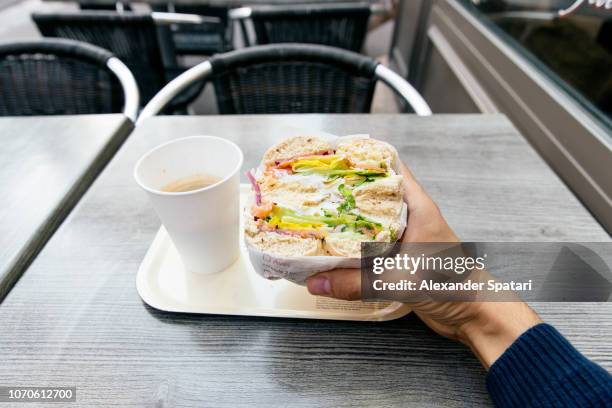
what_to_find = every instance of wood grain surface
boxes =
[0,114,133,300]
[0,114,609,407]
[41,0,379,6]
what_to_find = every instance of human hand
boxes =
[306,162,541,368]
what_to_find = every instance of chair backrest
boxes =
[210,44,378,114]
[0,39,138,119]
[233,3,371,52]
[32,11,167,104]
[138,44,432,123]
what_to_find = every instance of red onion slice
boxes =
[245,170,262,205]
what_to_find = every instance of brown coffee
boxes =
[162,174,222,193]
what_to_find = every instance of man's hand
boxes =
[306,161,541,368]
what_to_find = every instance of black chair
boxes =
[0,39,139,120]
[231,3,372,52]
[138,44,431,123]
[32,11,208,111]
[152,5,233,56]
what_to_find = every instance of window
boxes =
[461,0,612,131]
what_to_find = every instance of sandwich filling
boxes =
[246,142,404,256]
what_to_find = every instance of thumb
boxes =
[306,269,362,301]
[399,161,432,211]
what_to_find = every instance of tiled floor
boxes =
[2,0,399,113]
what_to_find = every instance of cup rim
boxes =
[133,135,244,197]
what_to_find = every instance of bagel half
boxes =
[262,135,332,166]
[246,135,404,258]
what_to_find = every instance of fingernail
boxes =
[308,277,331,295]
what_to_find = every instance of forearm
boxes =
[457,302,612,407]
[460,302,541,369]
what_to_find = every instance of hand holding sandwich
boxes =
[307,161,541,369]
[249,136,611,405]
[307,161,612,407]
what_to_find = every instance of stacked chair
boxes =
[32,11,216,111]
[21,2,430,121]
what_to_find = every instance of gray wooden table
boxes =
[0,115,133,300]
[43,0,380,6]
[0,114,609,407]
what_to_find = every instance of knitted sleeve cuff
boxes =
[486,323,612,407]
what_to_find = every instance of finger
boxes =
[307,268,362,301]
[398,161,430,209]
[398,160,418,183]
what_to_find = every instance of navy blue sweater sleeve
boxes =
[486,323,612,407]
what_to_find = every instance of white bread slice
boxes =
[336,138,397,170]
[352,175,403,231]
[259,175,334,210]
[245,231,324,257]
[324,232,364,257]
[262,136,332,165]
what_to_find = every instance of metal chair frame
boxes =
[137,44,431,125]
[107,56,139,121]
[151,11,220,26]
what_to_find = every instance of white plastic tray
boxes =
[136,185,411,321]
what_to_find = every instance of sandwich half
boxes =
[245,135,404,258]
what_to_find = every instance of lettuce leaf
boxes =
[337,184,356,213]
[268,206,382,234]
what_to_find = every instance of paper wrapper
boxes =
[244,133,408,285]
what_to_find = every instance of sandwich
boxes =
[244,135,405,258]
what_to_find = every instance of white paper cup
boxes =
[134,136,244,274]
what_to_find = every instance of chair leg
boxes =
[238,19,252,47]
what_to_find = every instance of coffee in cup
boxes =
[161,174,222,193]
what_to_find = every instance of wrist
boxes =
[459,302,542,369]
